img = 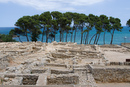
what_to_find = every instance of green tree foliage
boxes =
[15,15,41,42]
[29,15,42,42]
[72,12,80,43]
[126,19,130,32]
[84,14,95,44]
[63,12,73,42]
[78,13,87,44]
[15,16,31,41]
[51,11,63,41]
[39,11,52,43]
[13,11,123,44]
[9,28,23,42]
[110,17,122,44]
[126,19,130,27]
[59,16,71,42]
[99,15,110,44]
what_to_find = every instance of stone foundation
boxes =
[22,76,38,85]
[89,65,130,83]
[51,69,71,74]
[51,53,74,58]
[47,75,79,85]
[31,69,47,74]
[45,63,67,68]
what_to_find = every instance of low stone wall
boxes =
[45,63,67,68]
[22,76,38,85]
[51,69,71,74]
[3,74,39,85]
[47,75,79,85]
[51,53,74,58]
[31,69,47,74]
[108,62,130,66]
[88,65,130,83]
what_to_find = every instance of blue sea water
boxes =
[0,27,130,45]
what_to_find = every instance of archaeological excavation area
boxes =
[0,42,130,87]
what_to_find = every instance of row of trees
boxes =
[12,11,123,44]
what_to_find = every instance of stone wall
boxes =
[3,74,39,85]
[45,63,67,68]
[31,69,47,74]
[47,75,79,85]
[51,53,74,58]
[51,69,70,74]
[88,65,130,83]
[22,76,38,85]
[109,62,130,66]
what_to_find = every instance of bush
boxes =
[0,34,17,42]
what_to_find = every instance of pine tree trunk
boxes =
[51,38,52,43]
[74,29,77,43]
[46,33,48,43]
[89,34,96,44]
[71,31,73,42]
[18,36,22,43]
[41,27,45,42]
[110,30,115,45]
[80,27,83,44]
[60,31,62,42]
[62,32,64,42]
[94,34,97,44]
[26,32,29,42]
[54,35,55,41]
[83,32,86,44]
[96,34,100,44]
[103,30,106,45]
[66,32,67,42]
[46,28,49,43]
[85,31,89,44]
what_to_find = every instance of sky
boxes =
[0,0,130,27]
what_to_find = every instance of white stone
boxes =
[4,77,9,82]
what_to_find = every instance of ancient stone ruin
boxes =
[0,42,130,87]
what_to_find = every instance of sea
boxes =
[0,26,130,45]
